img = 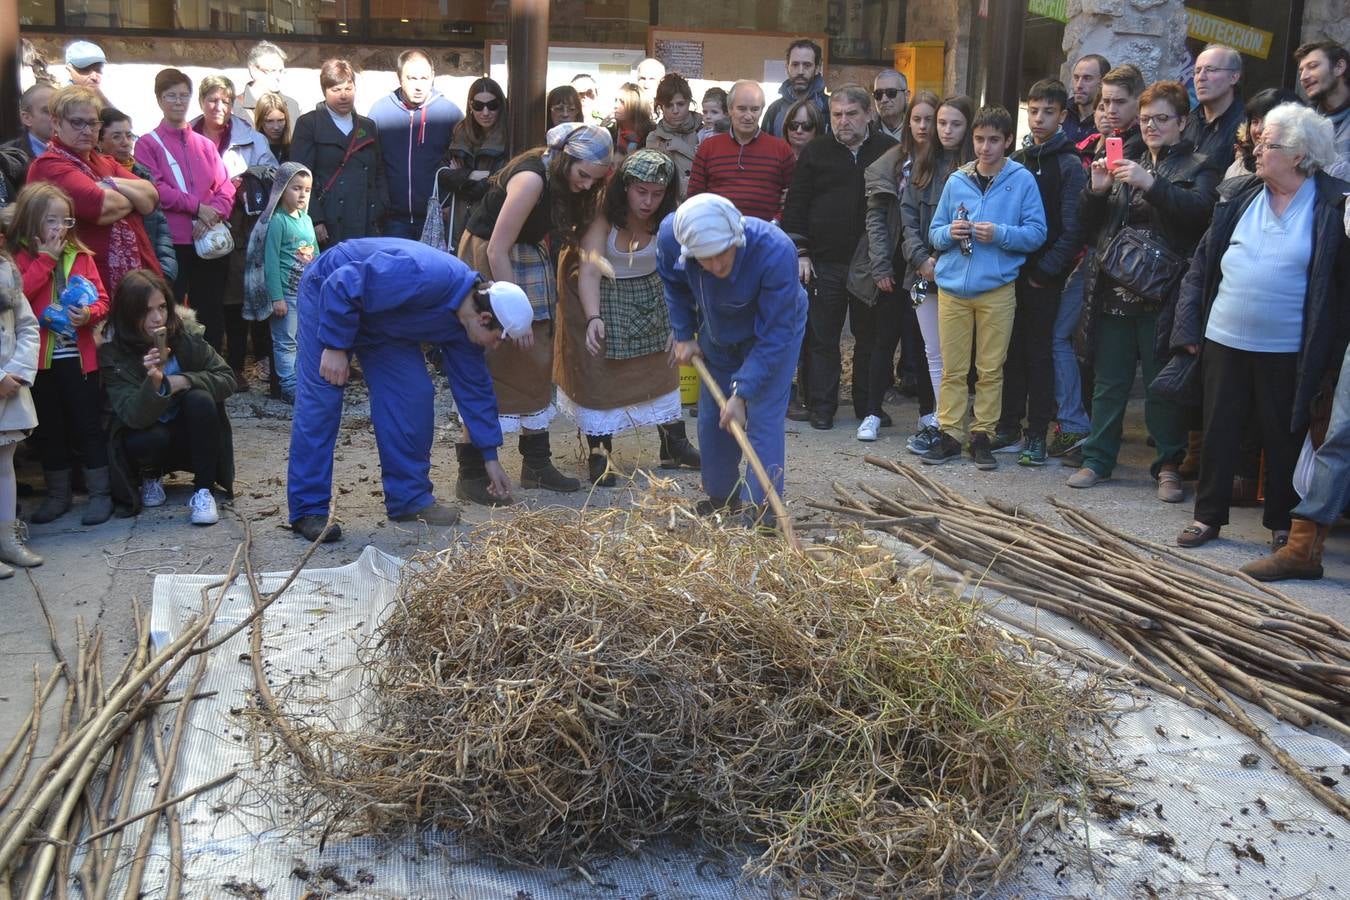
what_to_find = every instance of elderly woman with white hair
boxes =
[456,122,613,500]
[656,193,807,521]
[1169,102,1350,551]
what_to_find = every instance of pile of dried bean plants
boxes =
[268,496,1105,897]
[815,456,1350,824]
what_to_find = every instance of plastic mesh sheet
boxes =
[120,542,1350,898]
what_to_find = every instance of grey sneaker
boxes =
[919,431,963,465]
[906,423,943,455]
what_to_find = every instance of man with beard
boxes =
[1296,40,1350,178]
[1064,54,1109,145]
[762,39,829,139]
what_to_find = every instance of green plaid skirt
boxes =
[599,271,669,360]
[459,233,556,321]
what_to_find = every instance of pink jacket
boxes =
[133,121,236,246]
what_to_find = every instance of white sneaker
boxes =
[856,415,881,442]
[188,488,218,526]
[141,477,166,508]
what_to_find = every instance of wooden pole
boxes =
[689,356,800,550]
[507,0,549,155]
[0,0,18,142]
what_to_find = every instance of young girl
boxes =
[10,182,113,526]
[555,149,700,485]
[0,213,42,576]
[99,269,237,524]
[898,95,974,456]
[243,162,316,404]
[456,122,612,502]
[609,83,653,160]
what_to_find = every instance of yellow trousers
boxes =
[936,283,1017,443]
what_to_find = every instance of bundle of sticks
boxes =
[0,518,334,898]
[813,456,1350,823]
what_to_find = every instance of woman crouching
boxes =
[99,269,237,523]
[556,149,699,484]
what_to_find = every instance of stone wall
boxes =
[904,0,973,96]
[1062,0,1188,85]
[1301,0,1350,50]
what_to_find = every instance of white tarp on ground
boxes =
[117,543,1350,899]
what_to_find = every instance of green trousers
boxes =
[1080,311,1186,479]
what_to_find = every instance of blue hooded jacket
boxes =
[929,159,1047,298]
[369,88,462,222]
[656,215,807,403]
[300,237,502,456]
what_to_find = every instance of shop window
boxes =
[58,0,358,34]
[657,0,904,64]
[367,0,648,46]
[19,0,55,26]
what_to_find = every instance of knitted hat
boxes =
[672,193,745,264]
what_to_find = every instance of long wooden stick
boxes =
[688,356,799,550]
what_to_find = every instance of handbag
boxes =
[420,166,454,254]
[144,129,235,259]
[1099,225,1186,305]
[1150,351,1200,406]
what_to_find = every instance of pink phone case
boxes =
[1105,137,1123,167]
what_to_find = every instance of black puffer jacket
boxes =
[1077,138,1221,360]
[1170,171,1350,433]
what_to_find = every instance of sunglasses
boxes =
[787,121,816,132]
[873,88,907,100]
[471,99,501,112]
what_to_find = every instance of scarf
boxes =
[243,161,311,321]
[46,140,142,293]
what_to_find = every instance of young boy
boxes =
[921,105,1047,470]
[697,87,729,144]
[244,162,317,404]
[992,79,1087,465]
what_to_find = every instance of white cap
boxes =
[485,282,533,339]
[65,41,107,68]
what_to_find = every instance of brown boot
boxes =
[1240,518,1327,582]
[1178,430,1202,480]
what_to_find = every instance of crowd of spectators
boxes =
[0,34,1348,584]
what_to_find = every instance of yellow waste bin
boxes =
[893,41,945,97]
[679,364,699,405]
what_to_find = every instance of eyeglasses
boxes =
[786,121,816,132]
[1139,113,1179,126]
[1254,141,1292,153]
[44,216,76,229]
[1193,65,1237,77]
[873,87,907,100]
[160,93,191,104]
[471,99,501,112]
[63,117,99,132]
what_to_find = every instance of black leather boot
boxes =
[586,434,616,487]
[518,432,580,492]
[658,421,701,469]
[454,442,512,506]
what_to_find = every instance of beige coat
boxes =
[0,258,38,433]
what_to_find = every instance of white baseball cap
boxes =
[485,282,533,339]
[65,41,107,68]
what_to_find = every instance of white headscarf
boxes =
[672,193,746,265]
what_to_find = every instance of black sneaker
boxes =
[969,432,997,470]
[989,430,1023,453]
[919,431,963,465]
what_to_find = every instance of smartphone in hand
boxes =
[1105,136,1123,168]
[153,326,168,360]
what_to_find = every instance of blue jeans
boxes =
[1295,344,1350,525]
[270,297,298,398]
[383,216,425,240]
[1053,255,1091,432]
